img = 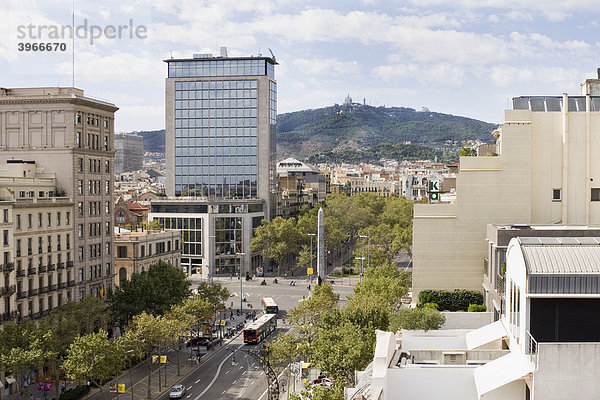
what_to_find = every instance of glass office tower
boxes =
[160,51,277,277]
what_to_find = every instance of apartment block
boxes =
[413,74,600,297]
[0,160,74,325]
[114,229,181,286]
[0,87,118,299]
[114,133,143,174]
[158,49,277,278]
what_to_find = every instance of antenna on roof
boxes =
[170,50,173,59]
[268,48,276,61]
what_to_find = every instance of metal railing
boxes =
[525,330,538,370]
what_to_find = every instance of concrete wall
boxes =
[383,367,477,400]
[534,343,600,400]
[482,380,525,400]
[442,312,494,330]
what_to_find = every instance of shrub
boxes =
[60,385,91,400]
[423,302,438,310]
[468,304,487,312]
[389,308,446,331]
[418,289,483,311]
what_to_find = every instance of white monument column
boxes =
[317,207,325,284]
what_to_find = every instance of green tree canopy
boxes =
[107,260,191,325]
[389,308,446,331]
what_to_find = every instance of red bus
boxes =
[261,297,279,315]
[243,313,277,344]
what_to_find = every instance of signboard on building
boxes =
[429,180,440,202]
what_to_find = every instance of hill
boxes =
[132,104,497,163]
[277,104,497,159]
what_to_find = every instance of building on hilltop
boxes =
[114,133,143,174]
[0,87,117,300]
[153,49,277,277]
[412,72,600,299]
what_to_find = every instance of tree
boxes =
[250,217,303,271]
[389,308,446,331]
[459,146,477,156]
[267,332,299,395]
[195,282,230,310]
[146,219,162,230]
[122,313,173,400]
[349,264,409,313]
[63,330,125,400]
[107,260,191,325]
[289,284,338,350]
[311,319,375,383]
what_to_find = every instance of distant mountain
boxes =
[131,103,497,163]
[135,130,166,153]
[277,104,497,159]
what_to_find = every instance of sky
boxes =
[1,0,599,133]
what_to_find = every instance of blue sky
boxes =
[1,0,599,132]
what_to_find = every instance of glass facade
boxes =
[168,59,275,79]
[156,216,202,256]
[174,79,259,198]
[214,217,242,256]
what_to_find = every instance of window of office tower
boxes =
[174,79,258,198]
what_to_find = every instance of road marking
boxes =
[187,386,192,390]
[250,381,255,386]
[239,366,243,370]
[186,395,191,398]
[258,368,287,400]
[225,370,229,375]
[222,390,226,394]
[194,379,200,384]
[193,344,243,399]
[233,380,237,385]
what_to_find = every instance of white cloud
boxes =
[293,58,360,77]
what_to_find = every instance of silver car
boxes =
[169,384,186,399]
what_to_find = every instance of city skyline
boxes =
[1,0,599,132]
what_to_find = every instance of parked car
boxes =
[169,384,186,399]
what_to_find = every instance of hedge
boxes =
[468,304,487,312]
[418,289,484,311]
[60,385,91,400]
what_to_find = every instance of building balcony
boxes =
[17,269,26,277]
[0,262,15,272]
[58,282,66,289]
[66,261,74,268]
[38,265,47,273]
[47,264,56,271]
[1,311,18,321]
[28,288,38,296]
[57,262,65,270]
[30,312,40,319]
[39,286,48,294]
[495,274,505,294]
[49,284,57,291]
[17,291,27,300]
[0,285,16,296]
[28,267,37,276]
[67,280,75,287]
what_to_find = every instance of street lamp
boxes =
[307,233,315,282]
[358,234,368,282]
[126,349,135,400]
[208,235,216,284]
[236,252,245,313]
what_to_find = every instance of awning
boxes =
[300,362,311,369]
[474,352,532,396]
[465,320,507,350]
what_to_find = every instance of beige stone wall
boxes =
[413,97,600,297]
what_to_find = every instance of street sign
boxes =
[307,267,313,275]
[160,355,167,364]
[152,355,159,364]
[118,384,125,393]
[429,181,439,191]
[430,192,439,201]
[220,319,226,326]
[109,383,117,393]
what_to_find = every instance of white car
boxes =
[169,384,186,399]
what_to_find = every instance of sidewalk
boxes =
[3,312,252,400]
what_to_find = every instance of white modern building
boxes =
[349,236,600,400]
[413,73,600,297]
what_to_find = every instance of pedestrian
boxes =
[230,273,233,281]
[308,284,311,291]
